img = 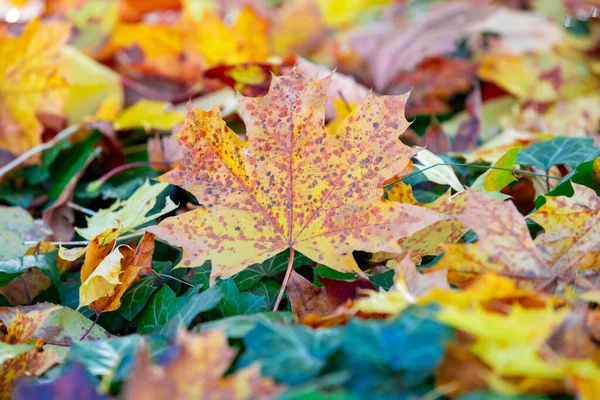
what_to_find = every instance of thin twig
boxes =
[385,162,561,189]
[80,312,101,340]
[88,161,168,190]
[273,248,295,311]
[120,76,200,104]
[0,124,80,180]
[154,272,194,287]
[67,201,96,216]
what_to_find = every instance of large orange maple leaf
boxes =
[149,71,441,281]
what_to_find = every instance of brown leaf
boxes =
[287,270,375,324]
[124,330,281,400]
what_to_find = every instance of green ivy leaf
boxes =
[516,137,598,171]
[119,276,158,321]
[0,252,60,286]
[240,321,341,385]
[137,285,180,334]
[234,250,311,291]
[213,279,263,318]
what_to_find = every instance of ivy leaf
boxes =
[196,312,294,339]
[119,276,158,321]
[516,137,599,171]
[69,335,144,384]
[0,253,60,287]
[159,285,223,335]
[340,307,454,399]
[148,71,441,281]
[234,250,311,291]
[213,279,264,318]
[240,321,341,385]
[0,206,47,261]
[137,285,180,334]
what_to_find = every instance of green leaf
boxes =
[47,131,101,205]
[69,335,144,383]
[240,321,341,385]
[246,280,281,310]
[0,206,45,261]
[159,284,223,335]
[137,285,179,334]
[195,312,294,338]
[313,266,355,285]
[234,250,311,291]
[516,137,599,171]
[0,252,60,286]
[76,179,177,240]
[340,307,454,399]
[536,157,600,208]
[214,279,264,318]
[119,276,158,321]
[471,147,520,198]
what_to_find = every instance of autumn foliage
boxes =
[1,1,600,399]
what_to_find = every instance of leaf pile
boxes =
[1,1,600,399]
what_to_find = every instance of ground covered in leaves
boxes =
[1,0,600,399]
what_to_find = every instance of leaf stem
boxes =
[273,248,295,311]
[0,124,80,180]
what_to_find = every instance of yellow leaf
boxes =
[0,18,70,156]
[59,46,123,125]
[113,100,184,131]
[78,243,124,309]
[188,6,270,67]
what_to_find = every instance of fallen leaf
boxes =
[413,148,464,192]
[124,329,282,400]
[0,242,70,306]
[148,71,441,281]
[0,206,48,261]
[0,341,62,400]
[0,18,70,157]
[113,100,184,131]
[0,303,110,345]
[79,233,155,313]
[439,190,551,287]
[287,270,375,324]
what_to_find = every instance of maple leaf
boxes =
[529,183,600,281]
[0,18,70,157]
[79,233,155,313]
[380,182,468,264]
[439,190,552,287]
[148,71,442,281]
[124,329,282,400]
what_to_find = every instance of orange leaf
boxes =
[4,307,57,344]
[124,329,281,400]
[0,341,62,400]
[148,71,442,281]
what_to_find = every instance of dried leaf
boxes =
[124,329,282,400]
